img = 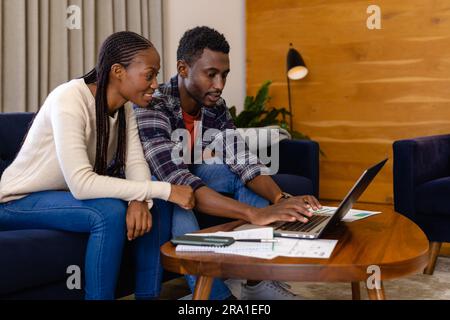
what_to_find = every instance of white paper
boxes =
[219,251,278,259]
[273,238,338,258]
[300,206,380,222]
[341,207,381,222]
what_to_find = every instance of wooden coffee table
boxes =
[160,203,429,300]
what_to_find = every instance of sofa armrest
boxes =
[393,134,450,217]
[278,139,319,197]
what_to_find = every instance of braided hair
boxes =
[83,31,154,177]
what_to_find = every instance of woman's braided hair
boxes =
[83,31,153,177]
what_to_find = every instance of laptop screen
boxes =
[320,158,388,235]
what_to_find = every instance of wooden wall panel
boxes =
[247,0,450,204]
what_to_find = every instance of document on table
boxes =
[175,227,338,260]
[273,238,338,259]
[315,206,380,222]
[342,207,381,222]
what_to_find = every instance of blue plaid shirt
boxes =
[133,76,266,191]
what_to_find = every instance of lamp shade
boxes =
[287,45,308,80]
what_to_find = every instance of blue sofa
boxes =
[393,135,450,275]
[0,112,319,299]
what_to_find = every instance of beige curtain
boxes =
[0,0,163,113]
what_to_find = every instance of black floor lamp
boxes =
[286,43,308,130]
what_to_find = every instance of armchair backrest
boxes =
[278,139,320,197]
[393,135,450,217]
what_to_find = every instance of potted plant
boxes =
[230,80,326,154]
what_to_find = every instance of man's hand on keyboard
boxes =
[278,195,322,211]
[297,195,322,211]
[248,197,319,226]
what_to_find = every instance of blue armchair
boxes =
[393,135,450,275]
[0,112,319,299]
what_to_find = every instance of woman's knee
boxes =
[85,198,127,233]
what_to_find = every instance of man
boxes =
[134,26,321,300]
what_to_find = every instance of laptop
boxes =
[237,158,388,239]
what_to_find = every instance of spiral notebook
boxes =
[175,227,275,257]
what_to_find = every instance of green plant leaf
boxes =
[229,106,237,121]
[243,95,254,111]
[234,80,326,157]
[252,80,271,113]
[235,110,258,128]
[259,108,281,127]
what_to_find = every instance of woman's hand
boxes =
[126,201,152,241]
[168,185,195,210]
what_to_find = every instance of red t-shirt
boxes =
[182,110,202,150]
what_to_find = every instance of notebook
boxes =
[175,227,276,258]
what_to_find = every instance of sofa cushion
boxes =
[0,229,88,295]
[415,177,450,217]
[272,174,314,196]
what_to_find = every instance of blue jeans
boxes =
[0,191,172,300]
[172,164,269,300]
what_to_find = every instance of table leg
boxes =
[351,282,361,300]
[424,241,441,275]
[366,281,385,300]
[193,276,214,300]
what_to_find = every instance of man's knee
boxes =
[193,163,233,179]
[172,206,200,236]
[192,164,241,191]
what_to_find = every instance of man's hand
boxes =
[297,195,322,211]
[248,196,321,226]
[277,194,322,211]
[126,201,152,241]
[168,185,195,210]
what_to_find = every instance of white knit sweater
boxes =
[0,79,171,205]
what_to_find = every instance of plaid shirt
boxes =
[134,76,266,191]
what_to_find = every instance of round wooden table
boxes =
[161,203,429,300]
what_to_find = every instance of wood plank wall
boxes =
[246,0,450,204]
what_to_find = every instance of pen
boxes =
[235,239,279,243]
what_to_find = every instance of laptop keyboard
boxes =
[274,207,336,233]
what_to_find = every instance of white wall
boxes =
[162,0,246,112]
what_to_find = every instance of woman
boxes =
[0,31,194,300]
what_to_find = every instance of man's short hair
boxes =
[177,26,230,65]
